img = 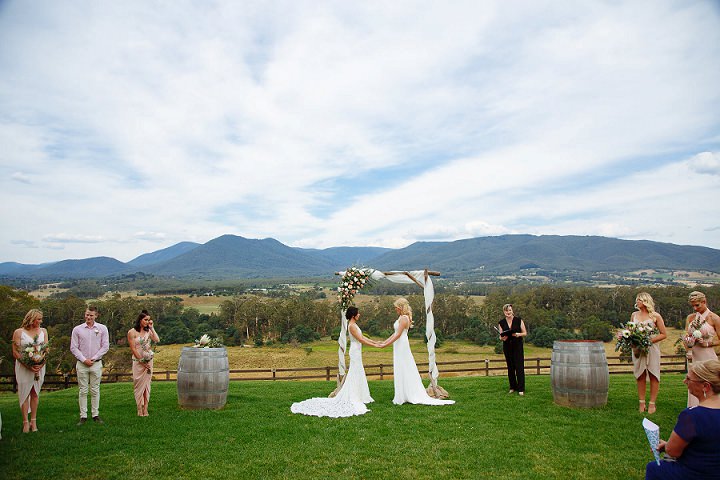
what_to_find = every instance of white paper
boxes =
[642,417,661,465]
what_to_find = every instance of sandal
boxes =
[30,418,38,432]
[648,402,656,414]
[639,400,646,412]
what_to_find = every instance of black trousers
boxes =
[503,339,525,392]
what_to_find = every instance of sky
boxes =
[1,0,719,265]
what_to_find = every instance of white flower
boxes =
[692,330,703,339]
[622,330,631,338]
[199,334,210,346]
[627,321,636,328]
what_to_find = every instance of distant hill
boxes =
[145,235,335,278]
[2,234,719,281]
[299,246,392,268]
[31,257,128,278]
[127,241,200,268]
[0,262,52,276]
[372,235,720,275]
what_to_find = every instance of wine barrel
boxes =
[551,340,609,408]
[177,347,229,410]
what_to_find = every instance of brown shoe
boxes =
[77,417,87,426]
[92,416,104,424]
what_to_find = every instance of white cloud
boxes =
[10,172,31,184]
[0,0,719,263]
[688,152,720,176]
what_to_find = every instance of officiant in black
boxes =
[499,304,527,395]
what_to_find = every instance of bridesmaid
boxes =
[685,291,719,407]
[12,309,49,433]
[128,310,159,416]
[631,292,667,414]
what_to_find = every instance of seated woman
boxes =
[645,359,720,479]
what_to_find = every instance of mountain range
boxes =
[1,234,719,281]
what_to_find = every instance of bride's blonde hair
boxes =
[393,297,414,328]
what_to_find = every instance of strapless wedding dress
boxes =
[392,318,454,406]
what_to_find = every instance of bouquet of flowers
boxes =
[193,334,224,348]
[338,267,372,310]
[615,321,657,362]
[682,316,714,349]
[136,337,155,374]
[17,335,50,380]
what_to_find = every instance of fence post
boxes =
[536,358,540,375]
[326,367,330,381]
[64,374,70,389]
[380,364,384,380]
[485,359,489,376]
[166,371,170,381]
[272,368,276,380]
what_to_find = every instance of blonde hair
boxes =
[503,304,513,312]
[393,297,413,320]
[689,291,707,303]
[21,309,43,329]
[635,292,656,316]
[691,360,720,394]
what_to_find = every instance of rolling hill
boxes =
[1,234,719,281]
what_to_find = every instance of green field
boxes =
[0,374,686,479]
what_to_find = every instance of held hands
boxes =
[83,359,94,366]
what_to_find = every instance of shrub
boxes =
[281,324,320,344]
[581,318,614,342]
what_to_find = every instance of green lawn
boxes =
[0,375,686,479]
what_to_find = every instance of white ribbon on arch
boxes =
[337,269,442,390]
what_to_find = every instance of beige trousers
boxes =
[76,360,103,418]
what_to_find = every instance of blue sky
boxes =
[1,0,719,264]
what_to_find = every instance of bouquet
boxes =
[615,321,657,362]
[17,335,50,380]
[338,267,372,310]
[136,336,155,374]
[682,316,714,350]
[193,334,224,348]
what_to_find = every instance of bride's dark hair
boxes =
[346,306,359,320]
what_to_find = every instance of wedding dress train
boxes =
[291,327,373,417]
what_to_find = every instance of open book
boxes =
[642,418,661,465]
[494,325,514,337]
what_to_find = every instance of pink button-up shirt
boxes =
[70,321,110,363]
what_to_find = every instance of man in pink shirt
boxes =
[70,306,109,425]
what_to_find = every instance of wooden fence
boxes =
[0,354,688,393]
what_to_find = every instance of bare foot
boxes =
[22,420,30,433]
[639,400,646,412]
[648,402,656,414]
[30,418,38,432]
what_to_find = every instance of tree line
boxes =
[1,284,718,376]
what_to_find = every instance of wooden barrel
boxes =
[551,340,609,408]
[177,347,229,410]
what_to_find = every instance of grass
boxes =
[0,374,688,479]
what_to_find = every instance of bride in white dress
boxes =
[291,307,381,417]
[380,298,454,406]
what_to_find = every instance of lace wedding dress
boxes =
[291,327,373,417]
[392,318,454,405]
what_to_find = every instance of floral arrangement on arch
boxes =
[193,334,224,348]
[338,267,372,310]
[615,320,658,362]
[17,335,51,380]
